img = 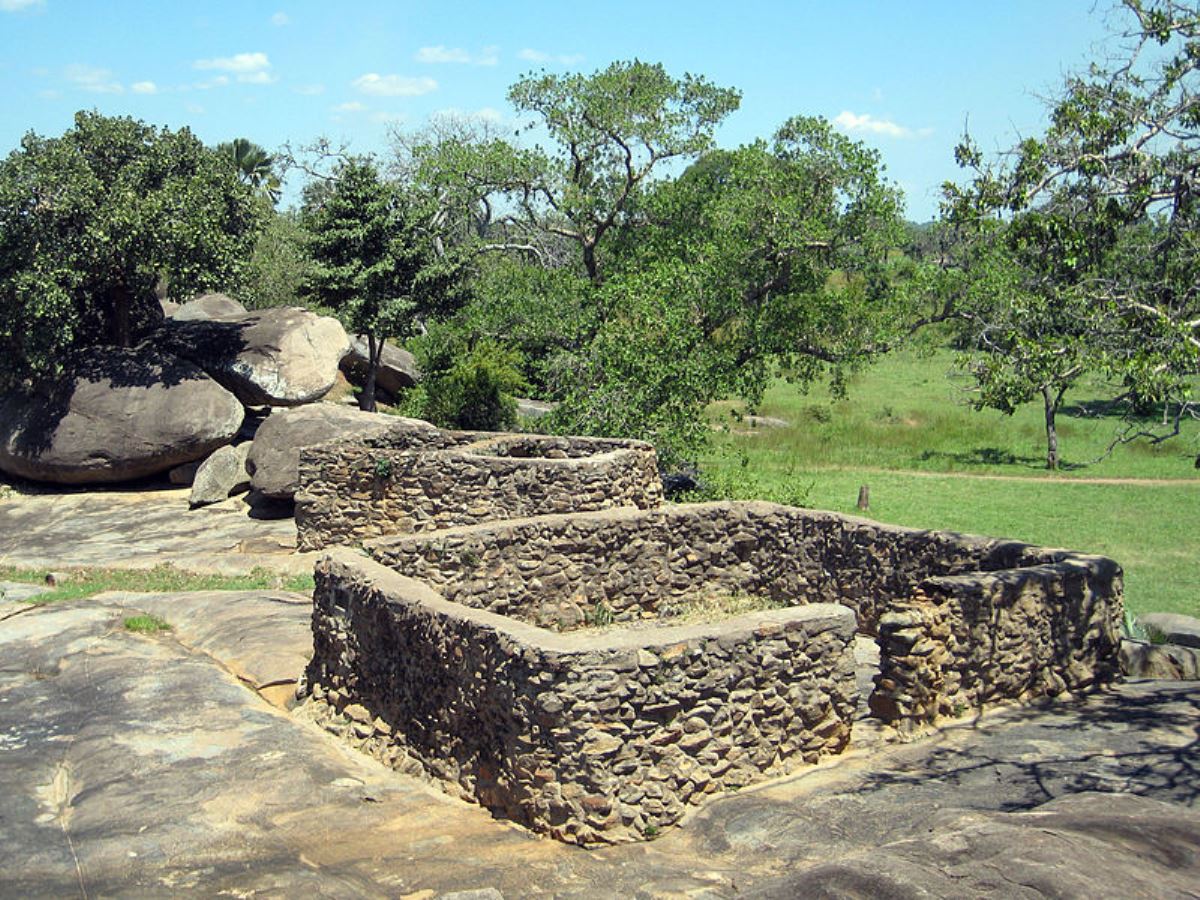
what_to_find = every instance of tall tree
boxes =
[551,117,911,461]
[945,0,1200,468]
[0,111,264,388]
[302,157,463,411]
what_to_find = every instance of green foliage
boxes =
[549,116,909,464]
[0,110,265,387]
[703,348,1200,617]
[437,255,596,395]
[415,339,527,431]
[507,59,742,282]
[124,614,171,633]
[303,156,466,410]
[241,209,312,309]
[943,0,1200,466]
[215,137,281,203]
[0,563,315,605]
[373,456,393,480]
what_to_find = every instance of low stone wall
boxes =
[362,501,1124,732]
[363,501,1031,634]
[296,432,662,551]
[307,549,858,845]
[870,556,1124,730]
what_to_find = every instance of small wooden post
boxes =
[856,484,870,511]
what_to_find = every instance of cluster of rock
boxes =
[305,498,1124,844]
[296,432,663,551]
[0,292,423,507]
[309,549,859,845]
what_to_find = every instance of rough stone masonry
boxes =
[306,499,1123,844]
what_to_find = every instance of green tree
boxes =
[0,110,264,389]
[302,156,463,411]
[945,0,1200,468]
[241,209,312,310]
[550,117,911,462]
[402,61,741,286]
[217,137,281,204]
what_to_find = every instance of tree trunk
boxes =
[1042,385,1059,470]
[582,240,600,286]
[359,332,379,413]
[108,285,132,348]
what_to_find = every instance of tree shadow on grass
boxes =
[918,446,1086,471]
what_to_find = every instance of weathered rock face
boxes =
[189,443,252,508]
[246,405,432,499]
[162,306,351,407]
[0,348,243,485]
[170,292,248,322]
[339,334,421,396]
[1139,611,1200,649]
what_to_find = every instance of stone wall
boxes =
[870,555,1124,730]
[363,501,1030,634]
[307,549,858,845]
[296,432,662,552]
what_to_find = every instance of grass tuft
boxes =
[123,614,172,633]
[0,563,315,605]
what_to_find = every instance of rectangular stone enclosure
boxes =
[307,501,1124,845]
[296,431,663,551]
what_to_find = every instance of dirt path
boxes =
[809,465,1200,487]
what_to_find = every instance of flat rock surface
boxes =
[1,596,1197,897]
[0,486,313,575]
[95,590,313,704]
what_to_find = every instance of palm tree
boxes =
[217,138,281,204]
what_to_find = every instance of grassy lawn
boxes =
[0,564,314,605]
[703,349,1200,618]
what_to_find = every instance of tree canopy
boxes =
[944,0,1200,467]
[0,110,265,389]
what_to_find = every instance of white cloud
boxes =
[415,44,498,66]
[131,81,158,94]
[38,88,61,100]
[270,11,289,26]
[192,75,230,90]
[295,83,325,96]
[193,52,275,85]
[1,0,43,11]
[416,45,471,64]
[370,111,406,124]
[194,52,269,73]
[353,73,437,96]
[518,48,583,66]
[238,70,276,85]
[185,102,205,115]
[64,64,123,94]
[334,101,367,112]
[833,110,931,139]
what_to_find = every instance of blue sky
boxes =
[0,1,1117,220]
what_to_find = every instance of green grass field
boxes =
[704,349,1200,618]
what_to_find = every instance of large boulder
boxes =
[170,292,248,322]
[1139,612,1200,649]
[0,348,243,485]
[189,443,252,508]
[162,306,351,407]
[339,334,421,396]
[245,404,429,499]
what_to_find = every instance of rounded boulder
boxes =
[0,348,244,485]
